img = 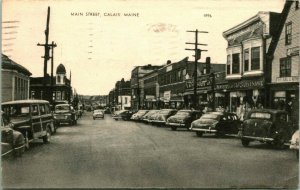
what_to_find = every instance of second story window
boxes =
[227,55,231,74]
[285,22,292,45]
[244,49,249,72]
[232,53,240,74]
[280,57,291,77]
[251,47,260,70]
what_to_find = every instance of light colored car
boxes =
[290,130,299,159]
[93,109,104,120]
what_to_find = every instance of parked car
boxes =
[1,100,55,149]
[240,109,294,148]
[130,110,149,121]
[290,130,299,159]
[142,110,159,123]
[112,110,133,121]
[53,104,78,126]
[150,109,177,126]
[93,109,105,120]
[166,110,202,131]
[1,112,25,157]
[190,112,240,137]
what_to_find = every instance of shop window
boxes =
[251,47,260,70]
[285,22,292,45]
[227,54,231,74]
[232,53,240,74]
[244,49,249,72]
[280,57,291,77]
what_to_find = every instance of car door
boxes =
[31,104,43,138]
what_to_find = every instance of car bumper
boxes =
[93,115,104,118]
[166,122,185,127]
[190,128,217,133]
[152,120,166,124]
[241,135,274,142]
[54,118,73,123]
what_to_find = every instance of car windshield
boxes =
[55,105,70,111]
[201,114,220,120]
[249,112,271,119]
[2,104,30,118]
[176,111,190,116]
[94,110,103,113]
[159,110,172,114]
[137,110,148,114]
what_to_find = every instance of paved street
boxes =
[1,112,299,189]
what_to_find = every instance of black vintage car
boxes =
[240,109,294,148]
[166,110,202,131]
[190,112,240,137]
[53,104,78,126]
[112,110,133,121]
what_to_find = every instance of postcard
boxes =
[1,0,299,189]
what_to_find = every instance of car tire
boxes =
[274,137,286,149]
[93,117,95,120]
[196,131,203,137]
[296,150,299,159]
[241,139,250,147]
[171,126,177,131]
[43,127,51,143]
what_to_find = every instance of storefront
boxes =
[226,76,265,119]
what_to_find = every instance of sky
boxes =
[2,0,285,95]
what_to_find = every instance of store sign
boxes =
[185,77,211,90]
[276,76,299,83]
[287,46,299,56]
[145,95,155,100]
[225,77,264,90]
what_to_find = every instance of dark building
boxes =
[157,57,225,109]
[130,64,163,110]
[30,63,72,104]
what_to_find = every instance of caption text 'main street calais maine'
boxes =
[71,12,140,17]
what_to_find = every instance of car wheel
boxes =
[93,117,95,120]
[74,120,77,125]
[196,131,203,137]
[13,134,25,157]
[43,127,51,143]
[171,126,177,131]
[241,139,250,147]
[296,150,299,159]
[274,137,285,149]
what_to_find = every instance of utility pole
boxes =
[185,29,208,109]
[37,6,56,101]
[50,41,57,104]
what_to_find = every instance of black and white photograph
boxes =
[1,0,299,189]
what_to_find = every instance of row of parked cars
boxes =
[112,108,299,158]
[1,99,81,158]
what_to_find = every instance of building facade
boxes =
[269,1,299,125]
[1,54,32,102]
[223,11,281,118]
[30,63,72,104]
[143,70,160,109]
[130,65,163,110]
